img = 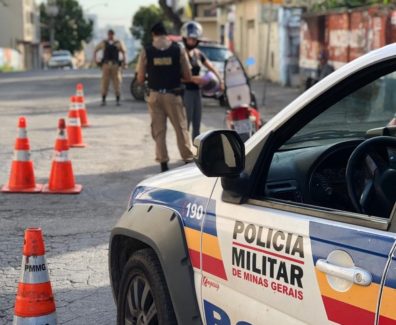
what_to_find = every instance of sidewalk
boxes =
[251,80,301,120]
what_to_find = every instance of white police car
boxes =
[110,45,396,324]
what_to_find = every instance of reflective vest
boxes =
[103,41,120,63]
[146,42,181,90]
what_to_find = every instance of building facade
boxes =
[218,0,303,86]
[193,0,219,41]
[0,0,41,70]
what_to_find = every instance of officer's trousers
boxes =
[147,92,193,163]
[101,62,122,97]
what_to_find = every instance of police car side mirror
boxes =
[193,130,245,177]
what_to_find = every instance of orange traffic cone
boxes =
[76,83,84,97]
[75,95,90,127]
[67,96,86,148]
[2,117,42,193]
[13,228,57,324]
[43,118,82,194]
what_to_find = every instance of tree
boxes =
[158,0,183,31]
[40,0,93,53]
[309,0,393,11]
[131,5,172,47]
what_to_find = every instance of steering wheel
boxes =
[346,136,396,218]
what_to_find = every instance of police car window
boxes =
[265,70,396,217]
[282,73,396,151]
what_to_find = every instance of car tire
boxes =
[117,248,177,325]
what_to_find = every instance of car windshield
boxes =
[281,71,396,150]
[52,51,70,57]
[198,46,231,62]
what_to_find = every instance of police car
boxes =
[109,45,396,324]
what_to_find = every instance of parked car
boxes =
[111,44,396,324]
[48,50,74,69]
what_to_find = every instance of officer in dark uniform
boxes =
[137,22,193,172]
[94,29,127,106]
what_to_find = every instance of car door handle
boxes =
[316,259,372,286]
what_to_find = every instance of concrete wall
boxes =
[259,18,281,83]
[200,20,218,41]
[0,1,24,49]
[0,0,40,70]
[234,0,260,76]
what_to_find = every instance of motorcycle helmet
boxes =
[181,21,203,50]
[201,71,220,97]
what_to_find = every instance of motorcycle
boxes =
[223,55,263,141]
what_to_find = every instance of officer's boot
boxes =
[160,162,169,172]
[101,95,106,106]
[116,95,121,106]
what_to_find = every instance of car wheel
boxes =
[117,249,177,325]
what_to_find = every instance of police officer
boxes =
[94,29,127,106]
[137,22,193,172]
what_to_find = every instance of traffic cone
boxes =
[13,228,57,324]
[388,113,396,126]
[76,83,84,97]
[2,117,42,193]
[43,118,82,194]
[67,96,86,148]
[75,95,90,127]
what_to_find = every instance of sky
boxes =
[37,0,158,29]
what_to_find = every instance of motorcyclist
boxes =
[181,21,224,140]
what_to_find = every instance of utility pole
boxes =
[46,0,59,51]
[191,0,195,19]
[262,0,273,106]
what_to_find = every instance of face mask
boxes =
[183,38,199,50]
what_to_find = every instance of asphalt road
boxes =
[0,68,299,324]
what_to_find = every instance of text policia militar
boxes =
[231,221,304,300]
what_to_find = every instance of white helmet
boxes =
[201,71,220,97]
[180,21,203,39]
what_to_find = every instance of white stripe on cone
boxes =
[20,255,50,284]
[13,150,30,162]
[67,118,80,126]
[54,151,69,162]
[13,312,57,325]
[18,128,27,139]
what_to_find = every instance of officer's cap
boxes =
[151,22,167,36]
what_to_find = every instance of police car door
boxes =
[200,69,396,324]
[201,171,396,325]
[378,243,396,324]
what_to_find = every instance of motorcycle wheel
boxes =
[130,77,145,101]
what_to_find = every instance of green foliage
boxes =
[40,0,93,53]
[310,0,393,11]
[0,64,15,73]
[130,5,172,47]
